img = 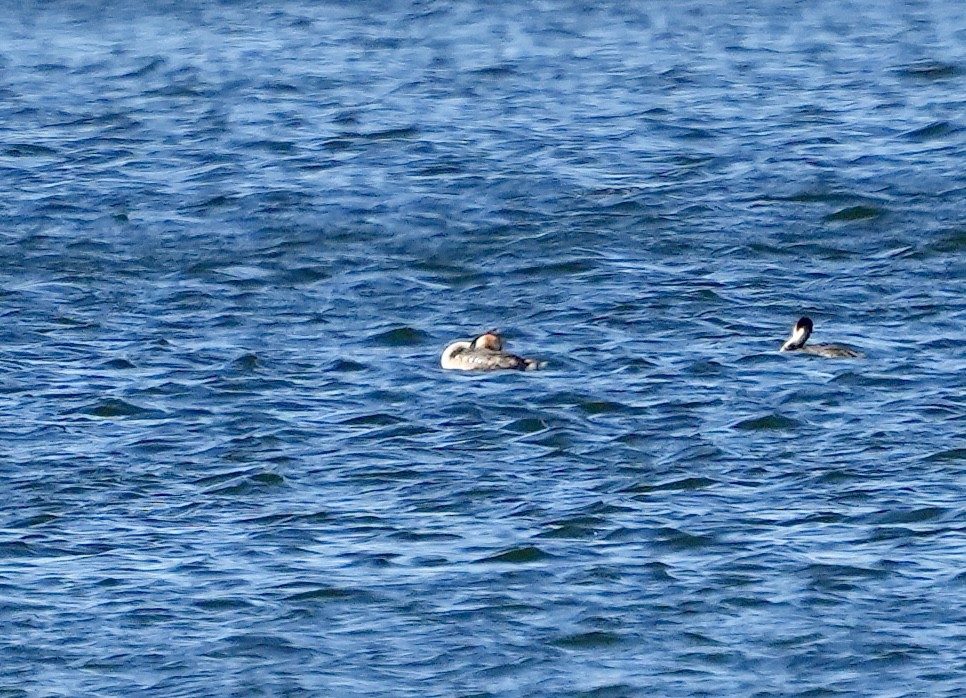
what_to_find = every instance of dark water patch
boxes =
[895,60,964,80]
[10,513,58,528]
[535,510,609,539]
[778,189,863,205]
[535,522,600,539]
[292,510,332,524]
[592,198,650,216]
[238,139,296,154]
[652,527,715,551]
[3,143,59,158]
[185,194,241,214]
[214,265,275,287]
[99,358,136,370]
[346,465,423,484]
[201,375,293,396]
[100,359,137,371]
[65,238,118,256]
[824,205,886,222]
[722,595,776,609]
[511,259,598,278]
[865,525,921,543]
[550,630,623,649]
[329,358,367,372]
[250,188,314,212]
[50,314,98,329]
[731,413,800,431]
[369,326,429,346]
[282,586,377,604]
[356,422,437,441]
[919,337,965,351]
[229,352,260,371]
[566,683,638,698]
[919,402,962,420]
[687,359,724,375]
[34,197,90,214]
[478,546,552,564]
[250,471,285,485]
[239,512,297,525]
[814,469,864,486]
[358,126,420,141]
[621,477,718,494]
[143,81,208,98]
[779,511,846,526]
[74,398,162,419]
[322,137,355,152]
[470,63,517,77]
[923,448,966,462]
[192,468,264,488]
[338,412,406,427]
[345,551,399,569]
[863,506,950,525]
[831,373,912,389]
[390,530,461,542]
[193,597,256,611]
[579,400,628,415]
[413,160,465,177]
[204,633,309,660]
[203,471,286,496]
[777,385,839,406]
[768,241,856,260]
[503,417,548,433]
[802,562,889,588]
[0,542,33,559]
[278,265,329,285]
[902,121,958,142]
[925,227,966,253]
[519,428,576,452]
[661,442,726,465]
[118,56,166,79]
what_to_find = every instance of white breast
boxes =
[440,341,472,369]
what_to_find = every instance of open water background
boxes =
[2,1,965,696]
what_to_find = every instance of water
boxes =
[2,2,965,696]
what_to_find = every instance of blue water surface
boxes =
[1,2,965,696]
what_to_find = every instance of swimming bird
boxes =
[440,331,542,371]
[780,317,862,358]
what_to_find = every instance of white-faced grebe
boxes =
[780,317,863,358]
[440,331,542,371]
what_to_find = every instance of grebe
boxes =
[780,317,862,358]
[440,331,542,371]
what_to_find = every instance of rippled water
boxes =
[2,2,965,696]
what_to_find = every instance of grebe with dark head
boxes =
[780,317,863,358]
[441,331,542,371]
